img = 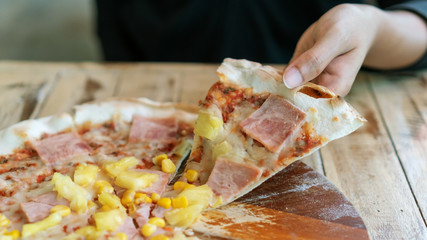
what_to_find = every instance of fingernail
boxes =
[283,67,303,88]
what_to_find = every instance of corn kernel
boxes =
[183,184,196,190]
[21,212,62,237]
[173,181,188,191]
[151,234,169,240]
[94,209,125,232]
[151,193,161,202]
[161,158,176,174]
[74,163,99,187]
[4,230,20,239]
[94,180,114,194]
[0,214,10,227]
[121,190,135,206]
[104,156,139,177]
[115,171,159,190]
[148,217,166,228]
[172,196,188,209]
[127,203,137,214]
[134,193,152,204]
[152,154,168,166]
[157,197,171,209]
[185,169,198,183]
[141,223,156,237]
[50,205,71,217]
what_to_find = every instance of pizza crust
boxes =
[0,113,74,155]
[74,97,198,126]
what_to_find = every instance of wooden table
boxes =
[0,62,426,239]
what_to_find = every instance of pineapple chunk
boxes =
[164,204,204,227]
[104,156,139,177]
[212,141,231,160]
[194,111,223,140]
[98,192,125,211]
[94,209,126,232]
[74,163,99,187]
[115,171,158,190]
[177,184,213,208]
[51,173,92,214]
[64,226,103,240]
[21,212,62,237]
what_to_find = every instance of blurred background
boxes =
[0,0,101,61]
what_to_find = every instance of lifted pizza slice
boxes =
[182,58,366,205]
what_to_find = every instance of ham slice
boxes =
[21,192,70,223]
[32,132,92,165]
[151,205,170,218]
[20,202,52,223]
[136,169,170,195]
[207,159,262,201]
[116,216,139,239]
[128,116,178,143]
[239,94,306,153]
[133,203,152,227]
[31,192,70,206]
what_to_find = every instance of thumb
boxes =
[283,40,343,88]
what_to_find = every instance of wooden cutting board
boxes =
[191,160,369,240]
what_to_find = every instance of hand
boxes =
[283,4,380,96]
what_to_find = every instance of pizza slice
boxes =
[179,58,366,206]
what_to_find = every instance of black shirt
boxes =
[95,0,427,69]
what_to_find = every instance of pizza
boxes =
[183,58,365,205]
[0,59,365,240]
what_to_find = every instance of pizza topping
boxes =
[20,202,53,223]
[157,198,172,209]
[116,216,139,239]
[194,111,223,140]
[94,180,115,195]
[104,156,139,178]
[206,159,262,201]
[134,193,153,204]
[141,223,157,237]
[21,205,69,238]
[129,116,178,143]
[164,204,204,228]
[93,209,126,232]
[133,203,151,227]
[136,170,169,196]
[73,163,99,187]
[239,94,306,153]
[184,170,199,183]
[160,158,176,174]
[31,192,70,206]
[98,192,126,211]
[31,132,92,165]
[51,172,93,214]
[171,196,189,209]
[212,141,232,161]
[114,171,159,190]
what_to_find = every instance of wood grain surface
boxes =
[0,61,426,239]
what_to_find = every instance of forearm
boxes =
[364,8,427,70]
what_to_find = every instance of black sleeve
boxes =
[378,0,427,70]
